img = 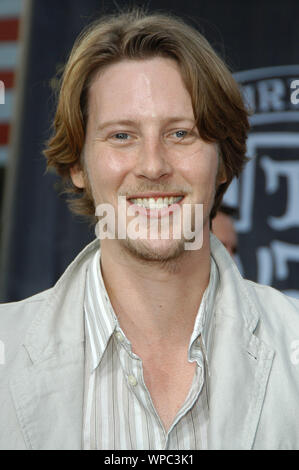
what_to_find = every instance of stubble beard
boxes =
[118,236,188,274]
[120,235,186,262]
[117,207,201,273]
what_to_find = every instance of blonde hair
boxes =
[44,8,249,225]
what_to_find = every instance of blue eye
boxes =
[114,133,130,140]
[175,130,188,138]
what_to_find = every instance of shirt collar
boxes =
[84,243,219,372]
[188,255,219,375]
[84,249,117,371]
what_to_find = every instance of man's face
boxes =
[71,57,225,261]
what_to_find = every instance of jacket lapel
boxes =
[10,344,85,450]
[207,313,274,449]
[9,239,100,450]
[208,234,275,449]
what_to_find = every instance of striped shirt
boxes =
[83,248,219,450]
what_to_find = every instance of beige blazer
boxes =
[1,234,299,450]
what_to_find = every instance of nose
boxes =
[134,136,173,181]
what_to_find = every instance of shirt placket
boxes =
[165,360,205,450]
[114,328,166,449]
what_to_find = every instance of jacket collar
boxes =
[23,238,100,364]
[210,233,259,333]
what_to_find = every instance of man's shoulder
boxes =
[0,288,52,316]
[245,279,299,310]
[0,289,52,342]
[0,239,98,331]
[244,279,299,334]
[0,289,54,374]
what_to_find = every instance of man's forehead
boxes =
[87,58,195,126]
[89,58,189,98]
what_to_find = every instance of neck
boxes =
[100,227,211,350]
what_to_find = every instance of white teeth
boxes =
[130,196,183,209]
[149,198,156,209]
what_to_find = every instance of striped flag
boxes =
[0,0,23,167]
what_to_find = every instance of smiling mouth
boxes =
[128,195,184,209]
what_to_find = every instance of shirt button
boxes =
[115,332,124,342]
[128,375,138,387]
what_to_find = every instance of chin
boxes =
[120,237,187,263]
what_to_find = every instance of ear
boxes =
[70,163,86,189]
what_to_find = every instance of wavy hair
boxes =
[44,8,250,225]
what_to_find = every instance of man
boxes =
[212,205,238,257]
[1,9,299,450]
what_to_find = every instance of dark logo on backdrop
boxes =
[224,66,299,298]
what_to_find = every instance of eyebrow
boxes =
[96,117,196,132]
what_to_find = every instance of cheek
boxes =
[86,148,132,200]
[177,151,219,189]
